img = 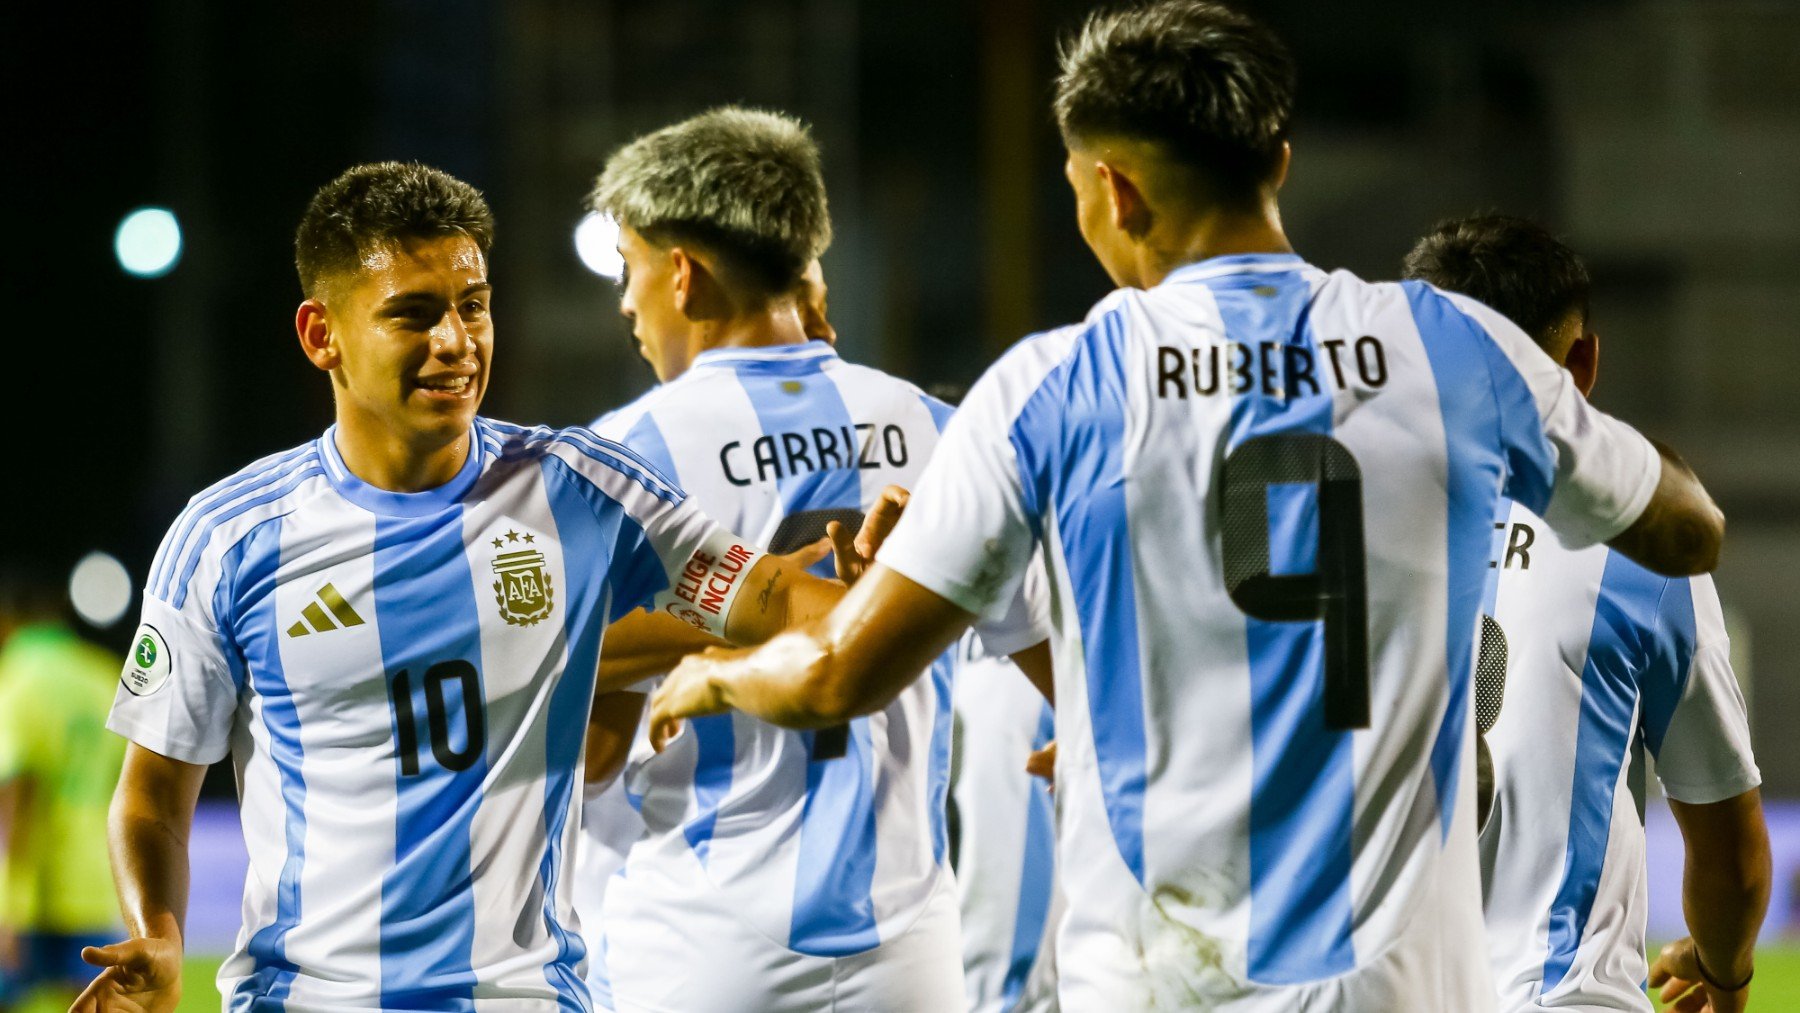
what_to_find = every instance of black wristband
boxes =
[1694,949,1754,992]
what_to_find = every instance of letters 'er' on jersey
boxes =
[110,418,760,1011]
[1480,500,1759,1013]
[593,341,1042,960]
[877,253,1662,1011]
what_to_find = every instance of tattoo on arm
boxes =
[757,571,780,615]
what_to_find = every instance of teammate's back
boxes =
[642,6,1724,1010]
[909,252,1658,1008]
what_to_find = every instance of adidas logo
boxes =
[286,583,367,638]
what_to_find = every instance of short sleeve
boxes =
[1439,291,1660,548]
[971,550,1052,657]
[108,592,240,765]
[552,430,765,638]
[879,330,1075,620]
[1643,575,1760,804]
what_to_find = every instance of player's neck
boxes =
[1134,202,1293,288]
[699,301,811,353]
[332,414,472,493]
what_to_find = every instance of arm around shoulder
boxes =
[1607,439,1724,577]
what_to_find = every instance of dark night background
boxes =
[8,0,1798,804]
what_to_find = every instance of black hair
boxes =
[294,161,495,297]
[1054,1,1296,208]
[1402,214,1591,347]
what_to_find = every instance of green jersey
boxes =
[0,623,126,933]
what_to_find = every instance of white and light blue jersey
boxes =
[1479,499,1759,1012]
[111,417,759,1011]
[593,340,992,958]
[950,631,1058,1013]
[878,253,1662,1010]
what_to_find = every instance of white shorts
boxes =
[603,852,964,1013]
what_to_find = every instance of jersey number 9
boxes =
[1220,432,1371,730]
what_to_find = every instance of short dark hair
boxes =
[1054,1,1296,207]
[294,162,495,297]
[590,107,831,296]
[1402,215,1591,347]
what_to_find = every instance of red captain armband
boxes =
[652,534,764,639]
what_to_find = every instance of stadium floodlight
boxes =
[574,212,625,280]
[69,550,133,628]
[114,206,183,278]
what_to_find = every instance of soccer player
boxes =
[949,629,1059,1013]
[0,563,125,1011]
[77,161,850,1012]
[647,3,1727,1009]
[578,107,1049,1013]
[572,250,841,1010]
[1403,215,1769,1013]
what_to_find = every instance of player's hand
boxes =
[1026,740,1057,787]
[776,536,833,574]
[1649,937,1750,1013]
[829,485,909,585]
[72,936,184,1013]
[648,647,743,751]
[0,922,18,972]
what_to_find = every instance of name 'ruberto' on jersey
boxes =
[720,423,911,486]
[1156,336,1389,399]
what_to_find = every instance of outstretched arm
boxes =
[72,743,206,1013]
[1650,789,1771,1013]
[648,563,976,747]
[1607,439,1725,578]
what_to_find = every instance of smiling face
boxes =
[299,233,492,475]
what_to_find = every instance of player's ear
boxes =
[296,298,337,371]
[1568,330,1599,397]
[1098,161,1150,239]
[669,246,696,317]
[1270,141,1292,192]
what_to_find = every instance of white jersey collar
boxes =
[1160,252,1308,287]
[688,339,839,371]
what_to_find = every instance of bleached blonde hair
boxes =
[590,106,831,294]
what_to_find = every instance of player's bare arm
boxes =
[72,744,206,1013]
[597,534,854,693]
[1650,789,1771,1013]
[649,563,968,748]
[586,689,650,786]
[1607,438,1725,578]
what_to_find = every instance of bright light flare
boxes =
[69,551,133,628]
[115,206,183,278]
[575,212,624,280]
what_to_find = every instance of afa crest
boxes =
[492,542,555,627]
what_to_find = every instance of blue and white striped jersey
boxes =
[1480,499,1759,1012]
[592,340,1042,958]
[877,253,1663,1010]
[950,631,1058,1013]
[110,417,760,1011]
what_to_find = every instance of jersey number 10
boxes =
[388,660,489,776]
[1220,432,1371,730]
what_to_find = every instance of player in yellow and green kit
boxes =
[0,564,126,1011]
